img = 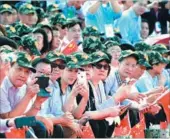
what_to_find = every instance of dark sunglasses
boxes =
[51,63,66,70]
[93,64,109,70]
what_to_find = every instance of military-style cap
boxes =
[91,51,111,64]
[65,55,80,69]
[65,18,81,28]
[46,50,66,63]
[105,40,120,49]
[15,23,32,36]
[104,36,121,44]
[73,52,92,66]
[35,7,48,19]
[37,22,52,32]
[82,26,104,37]
[5,25,17,37]
[152,44,170,54]
[47,4,61,13]
[50,13,67,26]
[21,34,41,56]
[120,43,135,51]
[147,51,170,65]
[0,45,15,53]
[137,51,152,68]
[119,50,138,62]
[32,57,51,67]
[18,3,36,15]
[82,37,106,54]
[135,42,152,51]
[0,4,14,14]
[15,51,36,72]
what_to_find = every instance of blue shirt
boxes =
[114,7,142,45]
[162,69,170,89]
[82,1,121,34]
[38,80,72,118]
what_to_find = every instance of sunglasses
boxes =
[52,63,66,70]
[93,64,109,70]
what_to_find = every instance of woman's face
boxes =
[44,27,53,42]
[33,33,44,51]
[82,64,93,80]
[107,46,121,61]
[92,60,110,81]
[52,30,61,50]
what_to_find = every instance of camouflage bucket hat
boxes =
[47,4,61,13]
[82,26,104,37]
[50,13,67,26]
[65,18,82,28]
[21,34,41,56]
[91,51,111,64]
[15,51,36,73]
[19,3,36,15]
[65,55,80,69]
[32,57,51,68]
[46,50,66,63]
[5,25,17,37]
[137,51,152,68]
[119,50,139,62]
[15,23,33,36]
[147,51,170,65]
[73,52,93,66]
[37,22,52,31]
[135,42,152,51]
[152,44,170,54]
[104,40,120,50]
[0,4,13,14]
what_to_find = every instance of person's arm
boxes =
[165,1,170,9]
[88,1,101,14]
[110,0,121,13]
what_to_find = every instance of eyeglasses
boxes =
[52,63,66,70]
[93,64,109,70]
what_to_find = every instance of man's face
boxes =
[0,12,13,25]
[62,68,78,85]
[35,62,51,77]
[8,63,30,87]
[67,24,81,42]
[153,63,166,75]
[92,60,110,81]
[119,57,137,79]
[131,64,146,79]
[19,13,38,27]
[55,25,67,40]
[82,64,93,80]
[141,22,149,39]
[134,0,148,16]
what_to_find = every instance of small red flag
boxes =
[62,40,78,55]
[82,122,95,138]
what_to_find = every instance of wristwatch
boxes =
[6,120,10,127]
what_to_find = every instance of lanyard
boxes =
[115,70,124,87]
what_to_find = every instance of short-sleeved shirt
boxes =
[0,76,26,114]
[114,7,142,45]
[82,1,121,34]
[38,79,72,117]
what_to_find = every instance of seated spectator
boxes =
[141,19,150,40]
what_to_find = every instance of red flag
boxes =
[113,111,131,137]
[82,122,95,138]
[62,40,78,55]
[5,128,26,138]
[130,112,146,138]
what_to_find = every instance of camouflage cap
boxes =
[15,51,36,72]
[37,22,52,31]
[73,52,92,66]
[91,51,111,64]
[21,34,41,56]
[5,25,17,38]
[104,36,121,44]
[82,26,104,37]
[35,7,48,19]
[135,42,152,51]
[0,45,15,54]
[147,51,170,65]
[152,44,170,54]
[65,18,81,28]
[32,57,51,68]
[46,50,66,63]
[104,40,120,50]
[137,51,152,68]
[18,3,36,15]
[0,4,14,14]
[47,4,61,13]
[50,13,67,26]
[65,55,80,69]
[119,50,139,62]
[15,23,33,36]
[82,37,107,54]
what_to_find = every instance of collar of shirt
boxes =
[4,76,14,89]
[129,7,139,19]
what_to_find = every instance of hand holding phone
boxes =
[14,116,36,128]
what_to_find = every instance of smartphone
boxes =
[35,76,49,89]
[14,116,36,128]
[77,70,87,85]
